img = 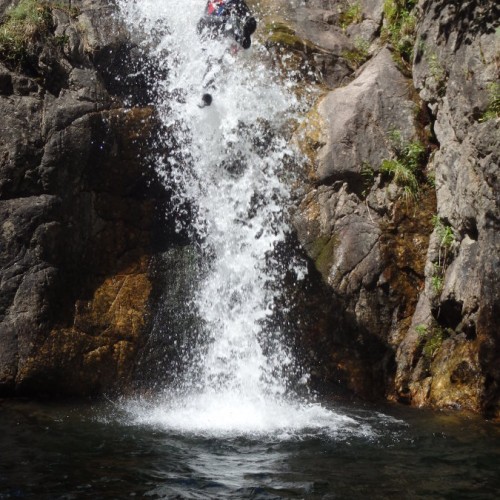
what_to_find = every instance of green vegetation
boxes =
[382,0,418,69]
[361,162,375,197]
[380,129,426,202]
[415,324,428,336]
[431,270,444,293]
[342,37,370,68]
[480,82,500,122]
[430,216,455,295]
[0,0,52,64]
[422,327,446,358]
[433,216,455,250]
[422,49,447,95]
[54,33,69,47]
[381,157,418,192]
[427,52,445,82]
[338,1,363,30]
[416,324,449,359]
[0,0,79,66]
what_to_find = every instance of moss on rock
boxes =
[314,235,338,278]
[293,100,326,181]
[264,21,317,54]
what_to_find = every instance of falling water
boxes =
[117,0,372,438]
[2,3,500,499]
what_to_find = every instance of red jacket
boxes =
[207,0,226,16]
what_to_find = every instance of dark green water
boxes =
[1,399,499,499]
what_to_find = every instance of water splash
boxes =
[124,395,378,440]
[117,0,374,438]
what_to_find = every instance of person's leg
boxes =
[234,0,256,49]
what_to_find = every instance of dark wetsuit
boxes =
[197,0,257,49]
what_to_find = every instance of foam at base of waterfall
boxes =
[123,394,375,440]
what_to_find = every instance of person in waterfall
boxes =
[197,0,257,107]
[198,0,257,49]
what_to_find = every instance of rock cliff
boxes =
[275,0,499,417]
[0,0,168,396]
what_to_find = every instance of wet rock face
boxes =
[0,0,166,396]
[293,46,434,399]
[394,0,500,416]
[287,0,499,415]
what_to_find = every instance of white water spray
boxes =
[118,0,374,438]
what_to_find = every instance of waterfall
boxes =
[118,0,372,438]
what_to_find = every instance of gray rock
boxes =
[360,0,384,23]
[293,6,351,53]
[291,6,435,404]
[316,48,417,187]
[346,19,380,43]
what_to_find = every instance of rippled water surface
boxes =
[1,400,499,499]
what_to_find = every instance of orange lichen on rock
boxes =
[18,256,152,395]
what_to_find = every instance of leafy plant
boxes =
[433,216,454,252]
[382,0,418,68]
[339,2,363,30]
[361,162,375,197]
[415,324,428,336]
[422,327,446,359]
[431,272,444,293]
[0,0,79,66]
[417,324,448,359]
[54,34,69,46]
[426,170,436,188]
[479,82,500,122]
[430,217,455,295]
[426,51,446,94]
[380,130,426,201]
[381,158,418,190]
